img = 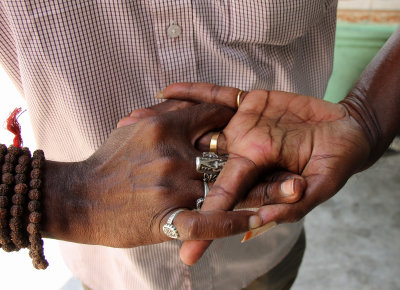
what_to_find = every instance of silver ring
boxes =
[162,209,185,239]
[196,181,210,210]
[195,152,227,210]
[196,198,204,210]
[196,152,227,177]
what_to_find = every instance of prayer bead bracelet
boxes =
[0,144,48,269]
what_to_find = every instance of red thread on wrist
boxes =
[6,108,24,148]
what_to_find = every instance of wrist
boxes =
[42,160,91,242]
[339,88,382,171]
[340,28,400,169]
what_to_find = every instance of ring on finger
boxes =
[236,90,244,108]
[196,152,227,176]
[196,181,210,210]
[209,131,221,153]
[195,152,227,209]
[162,209,186,239]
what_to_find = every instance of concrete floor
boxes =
[293,150,400,290]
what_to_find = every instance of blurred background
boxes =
[0,0,399,289]
[295,1,400,289]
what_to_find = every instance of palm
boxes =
[228,92,363,165]
[225,91,370,206]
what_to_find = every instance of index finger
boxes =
[166,209,259,241]
[162,83,246,109]
[180,155,260,264]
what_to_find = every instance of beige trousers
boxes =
[244,229,306,290]
[83,229,306,290]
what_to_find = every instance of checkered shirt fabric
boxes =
[0,1,337,289]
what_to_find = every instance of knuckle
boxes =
[158,156,176,173]
[250,90,270,101]
[153,157,179,185]
[185,216,201,239]
[209,185,237,205]
[143,116,167,140]
[210,84,221,103]
[250,184,271,207]
[262,184,272,205]
[198,102,220,114]
[236,158,258,174]
[129,108,154,118]
[116,117,129,128]
[221,218,234,235]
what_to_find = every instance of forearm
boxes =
[340,25,400,168]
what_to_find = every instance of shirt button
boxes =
[167,24,182,38]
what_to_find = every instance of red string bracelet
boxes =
[6,107,24,149]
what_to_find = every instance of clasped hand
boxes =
[122,82,371,265]
[73,101,304,249]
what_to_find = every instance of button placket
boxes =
[150,0,198,87]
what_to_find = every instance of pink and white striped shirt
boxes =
[0,1,337,289]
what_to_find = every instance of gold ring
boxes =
[209,131,221,153]
[236,90,243,108]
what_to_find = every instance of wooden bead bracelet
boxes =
[0,144,48,269]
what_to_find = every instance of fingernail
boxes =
[249,215,262,229]
[155,90,164,99]
[241,221,277,243]
[280,179,295,197]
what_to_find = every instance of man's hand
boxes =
[162,83,372,265]
[42,103,259,247]
[118,100,307,208]
[42,102,304,248]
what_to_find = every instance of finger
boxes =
[196,131,228,154]
[179,173,305,263]
[163,83,247,109]
[203,156,259,210]
[148,99,197,114]
[117,100,196,128]
[258,173,345,225]
[158,103,235,144]
[162,209,261,265]
[180,240,210,265]
[172,210,258,240]
[117,116,139,128]
[117,109,157,128]
[236,174,306,209]
[239,175,328,243]
[180,155,259,264]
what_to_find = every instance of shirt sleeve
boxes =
[0,1,23,94]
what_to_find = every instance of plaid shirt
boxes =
[0,1,337,289]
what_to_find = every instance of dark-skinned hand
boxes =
[161,82,372,265]
[43,102,305,248]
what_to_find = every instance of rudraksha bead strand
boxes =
[0,144,16,252]
[28,149,48,269]
[10,147,28,249]
[0,144,49,268]
[10,183,29,249]
[0,144,7,155]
